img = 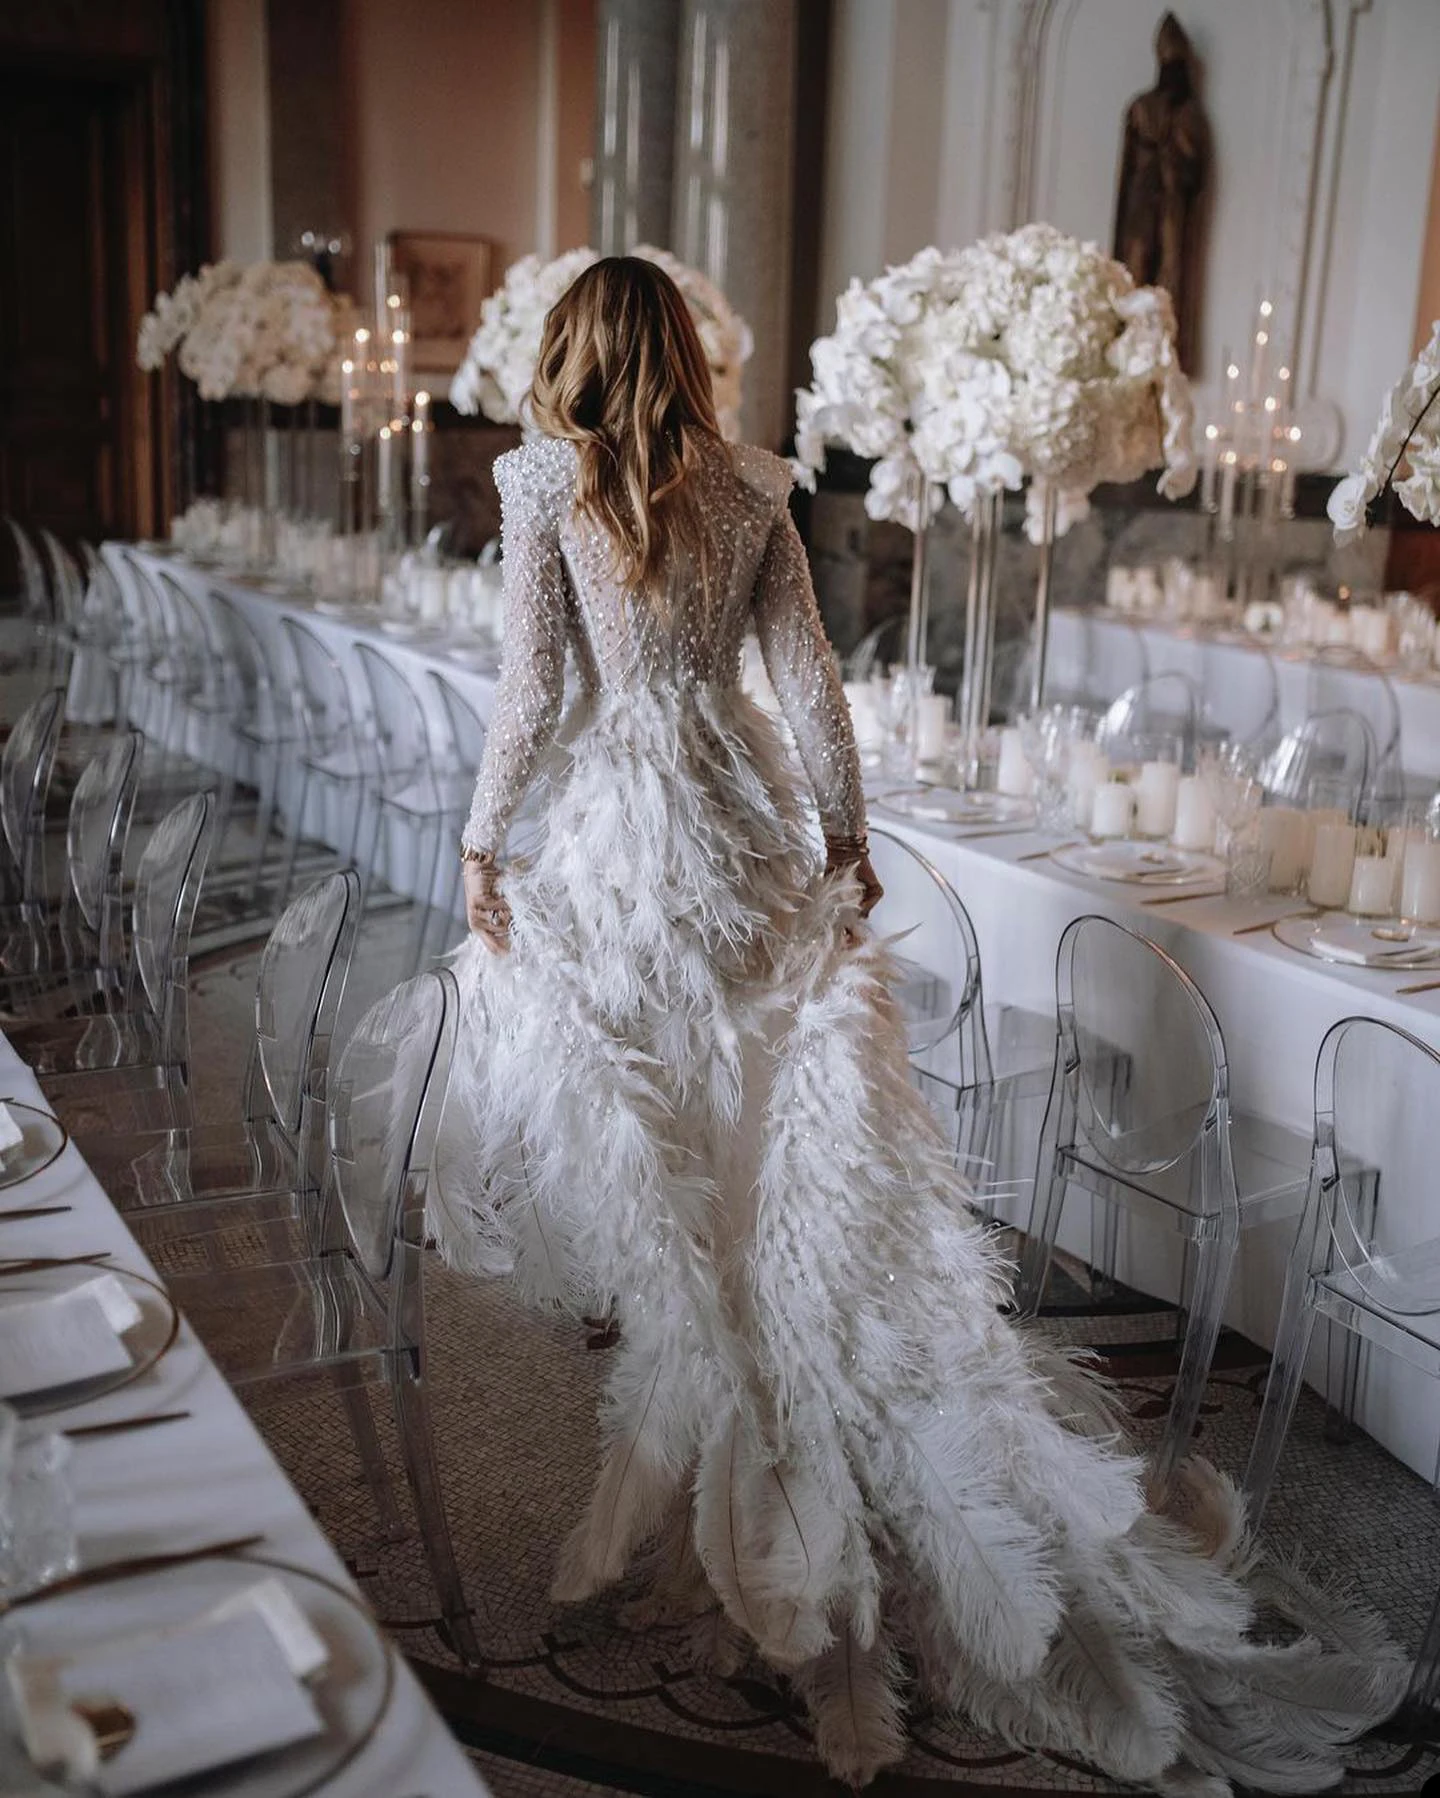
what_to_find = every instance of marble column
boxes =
[591,0,682,254]
[672,0,797,448]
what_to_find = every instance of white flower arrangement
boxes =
[137,260,351,404]
[793,224,1196,539]
[1328,317,1440,543]
[449,245,753,441]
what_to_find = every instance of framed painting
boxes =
[387,231,495,372]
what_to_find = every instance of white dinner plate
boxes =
[0,1554,394,1798]
[874,788,1034,828]
[310,600,354,619]
[444,644,500,671]
[1272,912,1440,970]
[1051,840,1224,886]
[0,1104,68,1196]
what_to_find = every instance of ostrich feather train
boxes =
[430,438,1405,1795]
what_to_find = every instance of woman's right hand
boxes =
[851,853,883,918]
[463,857,512,954]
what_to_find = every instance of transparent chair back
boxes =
[39,530,84,634]
[1200,638,1279,746]
[429,671,489,774]
[132,791,213,1029]
[354,643,433,787]
[156,570,220,696]
[280,617,358,755]
[1065,914,1221,1180]
[5,519,51,625]
[1306,646,1402,781]
[1097,671,1202,767]
[868,827,984,1071]
[209,589,278,734]
[0,687,63,886]
[329,968,459,1281]
[67,731,141,934]
[1260,709,1375,809]
[77,542,122,644]
[255,869,362,1137]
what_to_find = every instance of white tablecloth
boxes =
[1048,607,1440,780]
[869,801,1440,1483]
[0,1034,488,1796]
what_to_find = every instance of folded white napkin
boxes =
[1313,934,1440,968]
[0,1105,23,1160]
[10,1577,329,1793]
[0,1277,143,1400]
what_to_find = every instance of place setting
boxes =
[0,1101,69,1203]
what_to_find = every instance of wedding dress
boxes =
[431,434,1404,1794]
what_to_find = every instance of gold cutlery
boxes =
[0,1533,266,1615]
[1233,909,1319,936]
[0,1205,71,1222]
[64,1410,191,1442]
[1397,977,1440,995]
[954,827,1033,842]
[0,1251,113,1275]
[1018,844,1073,862]
[1141,888,1225,907]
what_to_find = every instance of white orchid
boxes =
[137,260,350,404]
[794,223,1196,537]
[450,245,752,441]
[1331,318,1440,544]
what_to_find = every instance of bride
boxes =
[431,256,1403,1794]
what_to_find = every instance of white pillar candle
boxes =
[1308,821,1357,909]
[416,566,447,625]
[1260,807,1309,893]
[1091,781,1134,840]
[1171,776,1216,852]
[915,693,951,764]
[843,683,883,752]
[1067,749,1110,833]
[1401,841,1440,924]
[1134,760,1180,837]
[1106,566,1133,611]
[996,728,1033,797]
[1347,854,1396,917]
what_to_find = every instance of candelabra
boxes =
[1198,298,1304,609]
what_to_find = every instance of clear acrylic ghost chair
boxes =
[1306,646,1403,796]
[1016,914,1315,1492]
[427,670,490,948]
[1242,1015,1440,1718]
[164,967,481,1663]
[1260,709,1376,811]
[1097,671,1205,770]
[353,643,473,967]
[5,791,213,1129]
[867,827,1055,1202]
[208,590,301,899]
[277,617,371,909]
[0,688,64,907]
[3,519,58,678]
[83,869,361,1244]
[0,731,140,988]
[1059,612,1149,712]
[73,543,136,725]
[1199,638,1280,750]
[156,571,239,802]
[114,552,216,801]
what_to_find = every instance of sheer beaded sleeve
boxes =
[751,506,866,842]
[461,450,572,857]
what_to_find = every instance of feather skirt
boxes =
[430,685,1406,1794]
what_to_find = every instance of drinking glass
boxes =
[0,1405,77,1599]
[1018,707,1089,833]
[1224,812,1271,899]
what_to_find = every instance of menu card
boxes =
[0,1276,141,1399]
[10,1578,330,1794]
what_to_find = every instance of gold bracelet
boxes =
[460,845,497,867]
[824,833,869,861]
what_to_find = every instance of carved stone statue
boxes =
[1113,12,1210,371]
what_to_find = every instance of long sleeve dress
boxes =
[430,434,1403,1796]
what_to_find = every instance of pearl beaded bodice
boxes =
[461,435,865,856]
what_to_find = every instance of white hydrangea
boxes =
[1329,317,1440,543]
[138,260,349,404]
[794,223,1196,537]
[449,245,752,441]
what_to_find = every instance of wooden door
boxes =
[0,69,154,542]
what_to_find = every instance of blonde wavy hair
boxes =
[530,256,722,604]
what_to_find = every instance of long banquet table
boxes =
[1048,605,1440,780]
[0,1031,489,1795]
[98,548,1440,1485]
